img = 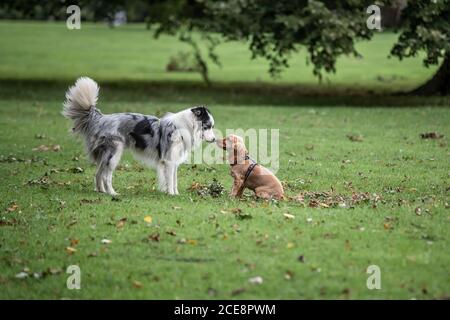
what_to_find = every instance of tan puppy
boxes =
[217,134,284,200]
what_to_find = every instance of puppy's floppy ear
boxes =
[216,137,226,149]
[234,137,248,164]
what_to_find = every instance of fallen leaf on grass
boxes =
[235,212,252,220]
[32,144,61,152]
[188,182,204,192]
[415,207,422,216]
[79,198,102,205]
[148,233,160,242]
[67,219,78,227]
[144,216,153,224]
[132,280,143,288]
[346,134,364,142]
[116,217,127,228]
[15,272,28,279]
[283,213,295,220]
[6,202,19,212]
[231,288,246,296]
[70,167,84,173]
[0,218,18,226]
[70,238,79,246]
[420,132,444,139]
[229,208,252,220]
[284,270,294,280]
[46,267,63,275]
[65,246,77,255]
[248,276,263,285]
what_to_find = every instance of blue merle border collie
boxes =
[62,77,216,196]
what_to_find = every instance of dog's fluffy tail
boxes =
[62,77,100,133]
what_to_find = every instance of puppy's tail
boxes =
[62,77,100,133]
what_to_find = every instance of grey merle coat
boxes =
[62,77,216,195]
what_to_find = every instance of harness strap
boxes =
[243,157,258,186]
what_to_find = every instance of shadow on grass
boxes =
[0,78,449,107]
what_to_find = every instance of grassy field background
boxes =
[0,21,449,299]
[0,21,438,91]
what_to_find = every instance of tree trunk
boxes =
[410,55,450,96]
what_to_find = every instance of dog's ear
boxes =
[234,137,248,164]
[191,106,206,117]
[216,137,226,149]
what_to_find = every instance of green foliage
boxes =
[148,0,376,80]
[391,0,450,66]
[146,0,449,87]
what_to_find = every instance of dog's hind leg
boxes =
[95,166,106,193]
[255,188,273,200]
[92,136,123,196]
[102,142,123,196]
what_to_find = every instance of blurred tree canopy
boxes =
[1,0,448,94]
[390,0,449,95]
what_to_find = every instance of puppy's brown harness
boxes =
[243,155,258,186]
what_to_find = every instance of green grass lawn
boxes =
[0,21,449,300]
[0,20,438,92]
